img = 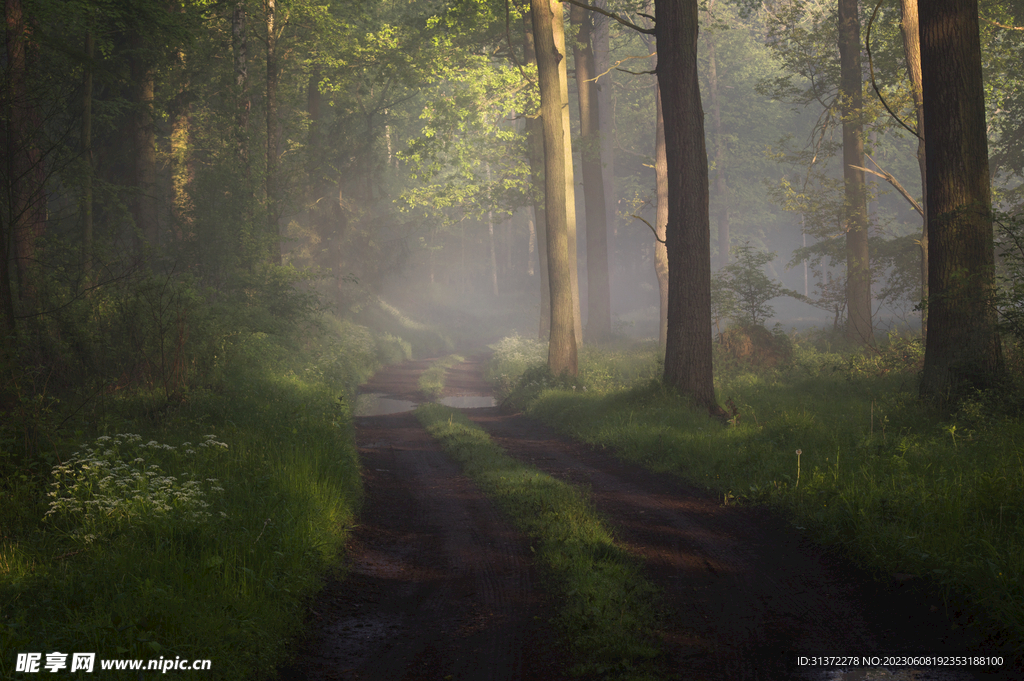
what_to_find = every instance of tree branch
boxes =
[558,0,656,35]
[631,213,665,244]
[849,154,923,216]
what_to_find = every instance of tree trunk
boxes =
[571,3,612,342]
[531,0,577,376]
[487,163,499,297]
[838,0,872,345]
[900,0,927,336]
[6,0,45,303]
[130,33,158,255]
[232,0,249,141]
[918,0,1003,401]
[656,0,719,414]
[524,12,550,339]
[592,3,617,291]
[549,0,582,347]
[266,0,281,264]
[81,28,94,281]
[654,87,669,349]
[705,23,730,267]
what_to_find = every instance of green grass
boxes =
[417,354,465,400]
[489,333,1024,662]
[0,317,400,679]
[416,404,662,680]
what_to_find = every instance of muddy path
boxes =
[282,356,1016,681]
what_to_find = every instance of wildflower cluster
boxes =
[45,434,227,540]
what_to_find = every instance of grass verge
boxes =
[0,318,403,679]
[416,403,662,680]
[489,333,1024,663]
[417,354,466,400]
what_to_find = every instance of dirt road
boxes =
[281,357,1016,681]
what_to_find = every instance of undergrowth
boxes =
[0,315,404,679]
[417,404,662,680]
[489,332,1024,663]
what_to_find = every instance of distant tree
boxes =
[838,0,872,345]
[571,2,612,342]
[919,0,1004,401]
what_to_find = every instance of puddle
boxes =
[439,395,496,408]
[355,393,418,416]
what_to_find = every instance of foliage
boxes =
[712,241,795,327]
[44,434,226,541]
[0,316,411,679]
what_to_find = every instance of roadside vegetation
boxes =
[417,354,466,399]
[0,312,413,680]
[417,403,662,680]
[488,331,1024,661]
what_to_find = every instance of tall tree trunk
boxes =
[918,0,1003,401]
[654,87,669,349]
[705,20,730,267]
[524,12,550,339]
[130,33,158,255]
[900,0,927,336]
[592,3,617,278]
[549,0,582,347]
[572,3,612,342]
[656,0,719,414]
[531,0,577,376]
[266,0,281,264]
[81,28,94,281]
[170,105,194,241]
[487,163,499,297]
[6,0,45,303]
[838,0,872,344]
[232,0,249,155]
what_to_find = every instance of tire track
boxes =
[280,364,563,681]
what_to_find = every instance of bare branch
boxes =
[588,52,656,82]
[558,0,656,35]
[631,213,665,244]
[850,154,923,216]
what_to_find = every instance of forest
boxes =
[2,0,1024,678]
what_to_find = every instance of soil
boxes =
[279,356,1020,681]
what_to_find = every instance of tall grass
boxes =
[417,354,465,399]
[0,317,396,679]
[489,333,1024,661]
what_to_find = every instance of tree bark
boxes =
[531,0,577,376]
[5,0,45,304]
[919,0,1003,401]
[900,0,927,336]
[487,163,499,297]
[571,2,612,342]
[838,0,872,345]
[549,0,582,347]
[524,12,550,339]
[654,86,669,349]
[655,0,719,414]
[705,22,730,268]
[592,3,617,290]
[266,0,282,264]
[130,32,158,255]
[82,28,94,281]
